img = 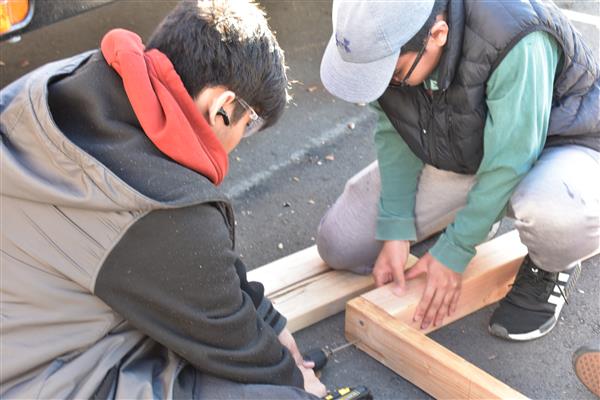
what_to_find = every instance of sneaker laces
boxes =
[509,257,564,302]
[556,279,569,305]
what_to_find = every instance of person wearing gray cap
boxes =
[317,0,599,342]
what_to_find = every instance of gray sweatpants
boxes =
[317,145,600,274]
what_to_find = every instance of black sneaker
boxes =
[488,256,581,341]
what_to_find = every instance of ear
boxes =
[430,20,449,47]
[207,90,236,127]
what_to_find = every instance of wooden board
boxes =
[361,229,527,334]
[346,230,529,398]
[272,270,375,332]
[346,298,528,399]
[248,244,418,332]
[248,245,329,297]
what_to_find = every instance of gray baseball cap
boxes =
[320,0,435,103]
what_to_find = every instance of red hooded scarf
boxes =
[100,29,228,185]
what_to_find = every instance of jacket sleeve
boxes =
[94,203,303,388]
[234,258,287,335]
[372,101,424,241]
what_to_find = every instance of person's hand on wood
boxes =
[405,252,462,329]
[373,240,411,295]
[277,328,327,397]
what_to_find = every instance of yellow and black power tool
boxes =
[323,385,372,400]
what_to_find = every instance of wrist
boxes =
[430,234,474,273]
[383,239,410,250]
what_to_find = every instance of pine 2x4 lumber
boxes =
[346,230,529,399]
[346,298,528,399]
[248,245,419,333]
[248,246,330,297]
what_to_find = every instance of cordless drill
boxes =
[323,385,372,400]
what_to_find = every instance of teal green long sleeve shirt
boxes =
[374,31,561,272]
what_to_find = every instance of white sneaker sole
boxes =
[489,315,557,341]
[489,263,581,342]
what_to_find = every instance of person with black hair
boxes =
[318,0,599,342]
[0,1,325,398]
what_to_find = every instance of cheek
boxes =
[224,124,246,153]
[213,126,243,154]
[408,55,438,85]
[411,67,432,84]
[224,134,241,153]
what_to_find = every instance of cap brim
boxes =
[320,34,399,104]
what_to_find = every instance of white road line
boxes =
[561,8,600,27]
[226,111,373,199]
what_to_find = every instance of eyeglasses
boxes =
[236,97,265,138]
[390,32,431,88]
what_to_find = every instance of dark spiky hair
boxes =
[147,0,289,128]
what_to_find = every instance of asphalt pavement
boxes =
[1,1,598,399]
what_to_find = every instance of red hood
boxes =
[100,29,228,185]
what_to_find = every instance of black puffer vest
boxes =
[379,0,600,174]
